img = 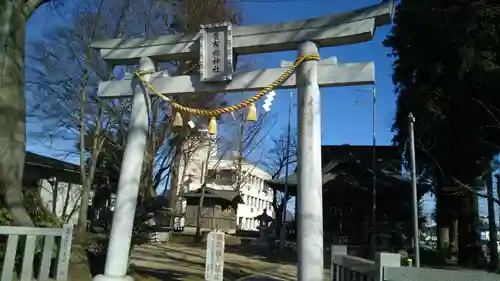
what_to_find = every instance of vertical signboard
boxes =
[199,22,233,82]
[205,231,225,281]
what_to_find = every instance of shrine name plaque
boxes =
[199,22,233,82]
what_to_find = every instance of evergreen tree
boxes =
[384,0,500,267]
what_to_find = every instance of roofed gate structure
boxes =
[90,2,394,280]
[181,187,243,232]
[266,145,432,257]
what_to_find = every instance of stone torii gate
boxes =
[91,2,393,281]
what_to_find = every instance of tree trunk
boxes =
[458,192,482,268]
[436,189,452,255]
[236,114,244,193]
[76,100,104,241]
[450,219,458,256]
[195,182,206,241]
[271,188,279,237]
[486,172,499,271]
[169,134,182,211]
[0,0,33,226]
[195,141,212,241]
[76,137,103,241]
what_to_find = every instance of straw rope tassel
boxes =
[173,112,183,128]
[208,117,217,135]
[247,103,257,122]
[135,54,320,134]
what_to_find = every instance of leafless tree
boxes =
[163,0,242,211]
[264,127,297,234]
[187,111,276,239]
[266,128,297,180]
[29,0,249,247]
[224,110,277,193]
[0,0,61,227]
[27,0,177,240]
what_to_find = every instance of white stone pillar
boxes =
[93,57,153,281]
[296,41,324,281]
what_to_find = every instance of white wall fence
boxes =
[0,224,73,281]
[331,245,400,281]
[331,245,500,281]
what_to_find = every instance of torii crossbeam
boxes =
[98,60,375,98]
[91,2,394,281]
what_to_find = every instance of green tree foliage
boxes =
[384,0,500,267]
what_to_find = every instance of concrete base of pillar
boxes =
[93,274,134,281]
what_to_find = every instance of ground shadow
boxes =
[147,236,333,269]
[131,266,203,281]
[132,244,297,280]
[87,250,107,277]
[130,264,250,281]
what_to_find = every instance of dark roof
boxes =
[321,145,401,171]
[24,151,106,184]
[180,187,244,209]
[25,152,80,174]
[265,145,431,197]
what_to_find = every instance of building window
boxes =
[340,236,348,244]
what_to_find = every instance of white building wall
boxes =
[38,178,83,225]
[177,132,274,231]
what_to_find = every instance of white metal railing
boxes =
[331,245,500,281]
[331,245,401,281]
[0,224,73,281]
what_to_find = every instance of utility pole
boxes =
[280,91,293,253]
[370,88,377,258]
[356,87,377,257]
[408,113,420,267]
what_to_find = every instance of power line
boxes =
[228,0,323,3]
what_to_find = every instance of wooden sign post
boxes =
[205,231,225,281]
[91,2,393,281]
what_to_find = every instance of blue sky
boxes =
[24,0,498,221]
[237,0,396,146]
